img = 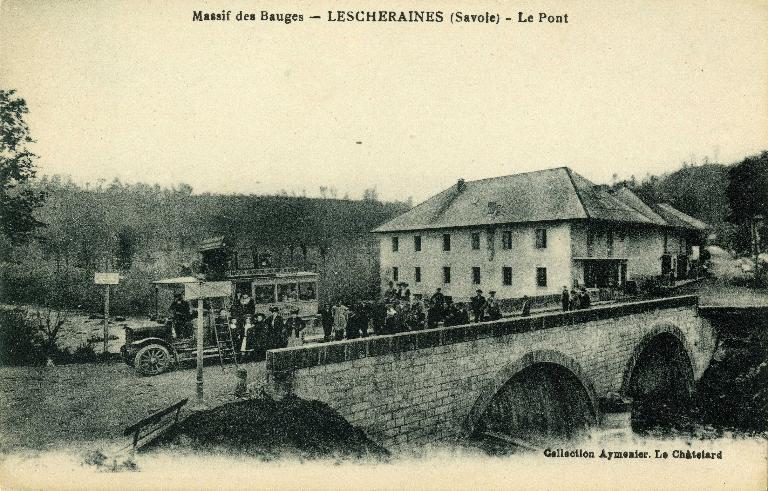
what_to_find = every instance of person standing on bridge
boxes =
[579,287,591,309]
[561,286,570,311]
[332,300,349,341]
[455,302,470,325]
[471,289,486,322]
[320,305,333,342]
[266,306,285,349]
[570,288,580,310]
[285,308,305,347]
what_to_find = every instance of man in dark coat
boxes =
[561,286,570,311]
[455,303,471,325]
[170,294,192,337]
[430,288,445,308]
[372,301,386,336]
[470,289,486,322]
[284,309,306,347]
[346,304,361,340]
[358,302,371,337]
[486,291,502,321]
[252,313,268,361]
[442,298,458,327]
[266,306,285,349]
[579,287,592,309]
[426,301,442,328]
[320,305,333,342]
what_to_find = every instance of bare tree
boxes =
[34,307,67,366]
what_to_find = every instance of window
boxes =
[298,282,316,300]
[536,267,547,287]
[414,235,421,252]
[471,233,480,250]
[278,283,298,302]
[391,236,399,252]
[254,285,276,304]
[502,231,513,250]
[502,267,513,286]
[443,234,451,251]
[392,267,399,282]
[535,229,547,249]
[414,267,421,283]
[443,266,451,284]
[472,267,481,284]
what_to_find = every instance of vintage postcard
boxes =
[0,0,766,489]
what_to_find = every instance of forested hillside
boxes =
[615,161,762,254]
[0,176,408,315]
[1,156,764,316]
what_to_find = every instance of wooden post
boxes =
[103,285,110,356]
[196,297,204,405]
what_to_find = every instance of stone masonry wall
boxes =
[266,295,713,449]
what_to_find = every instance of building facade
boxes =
[373,167,707,302]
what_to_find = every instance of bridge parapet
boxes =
[267,295,698,374]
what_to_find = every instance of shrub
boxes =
[66,343,101,364]
[0,308,44,365]
[0,307,103,366]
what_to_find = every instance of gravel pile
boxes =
[151,395,389,461]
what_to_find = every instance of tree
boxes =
[115,225,139,270]
[362,187,379,202]
[727,151,768,282]
[0,90,45,244]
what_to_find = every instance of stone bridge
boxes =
[266,295,716,449]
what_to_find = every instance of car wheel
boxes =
[134,344,171,376]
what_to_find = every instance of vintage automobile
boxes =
[120,276,233,376]
[121,270,321,376]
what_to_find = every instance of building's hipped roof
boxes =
[610,187,668,226]
[567,171,657,224]
[652,203,709,231]
[373,167,708,233]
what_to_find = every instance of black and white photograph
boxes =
[1,1,767,489]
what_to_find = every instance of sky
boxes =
[1,0,767,202]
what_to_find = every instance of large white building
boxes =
[373,167,707,302]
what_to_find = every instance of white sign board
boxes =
[94,272,120,285]
[184,281,232,301]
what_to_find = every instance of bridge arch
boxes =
[464,349,599,438]
[621,323,697,399]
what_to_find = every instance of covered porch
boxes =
[573,258,628,289]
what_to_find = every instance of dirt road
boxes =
[0,359,265,451]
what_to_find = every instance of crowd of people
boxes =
[170,291,308,362]
[560,286,592,311]
[316,283,514,342]
[169,281,596,355]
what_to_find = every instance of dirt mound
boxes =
[150,395,389,461]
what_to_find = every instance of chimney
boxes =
[457,178,466,193]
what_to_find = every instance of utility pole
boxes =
[94,272,119,357]
[196,293,204,405]
[103,284,110,356]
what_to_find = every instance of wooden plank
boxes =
[483,431,542,451]
[123,398,188,436]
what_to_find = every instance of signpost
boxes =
[184,280,231,407]
[94,272,120,356]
